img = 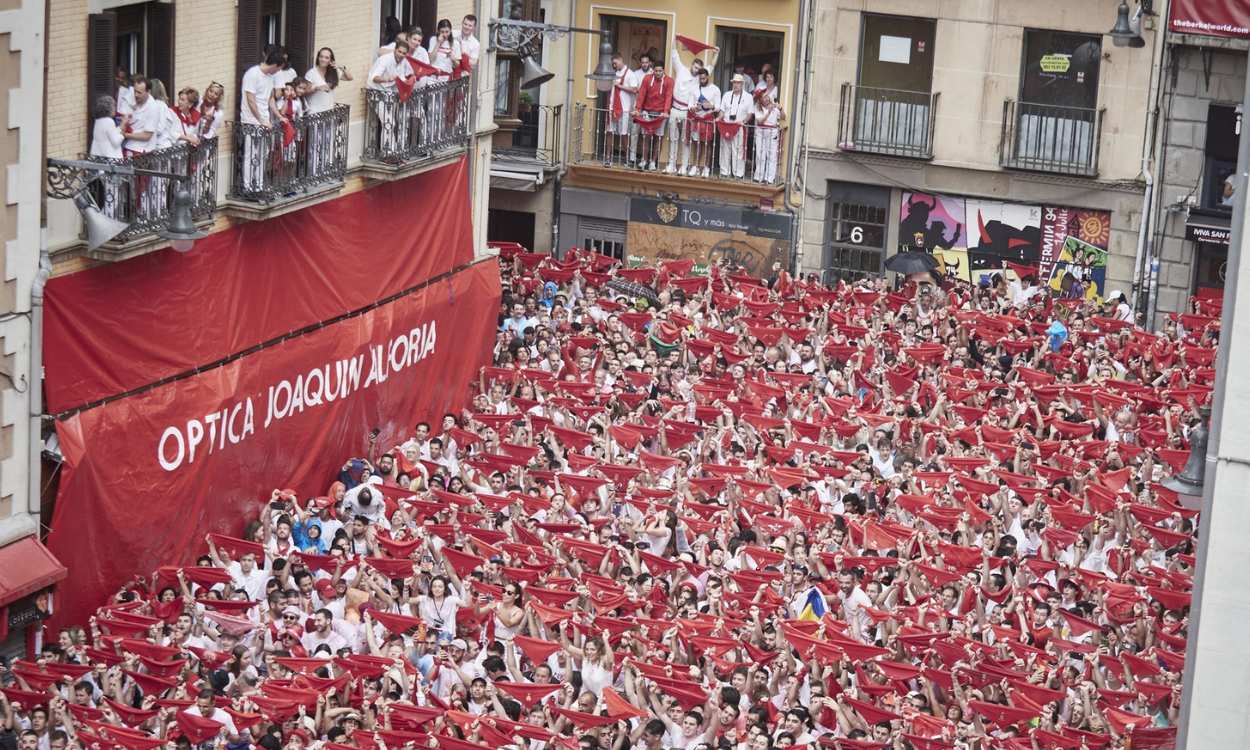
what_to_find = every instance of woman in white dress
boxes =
[474,581,526,642]
[198,82,225,140]
[751,91,784,184]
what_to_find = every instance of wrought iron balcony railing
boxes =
[84,137,218,245]
[362,78,471,166]
[570,102,786,185]
[230,104,350,203]
[836,83,939,160]
[495,103,563,168]
[1000,100,1103,177]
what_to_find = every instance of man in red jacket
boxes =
[629,56,673,171]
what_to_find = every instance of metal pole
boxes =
[1175,44,1250,750]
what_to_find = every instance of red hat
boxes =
[315,579,336,597]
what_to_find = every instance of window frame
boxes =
[1018,28,1102,110]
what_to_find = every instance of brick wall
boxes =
[45,0,88,160]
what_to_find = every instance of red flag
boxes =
[396,55,442,102]
[176,710,224,744]
[602,687,649,720]
[493,680,562,708]
[513,634,563,664]
[675,34,717,56]
[371,610,426,635]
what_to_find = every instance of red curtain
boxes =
[47,260,500,629]
[44,158,474,413]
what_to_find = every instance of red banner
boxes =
[1170,0,1250,38]
[44,158,474,413]
[46,260,501,629]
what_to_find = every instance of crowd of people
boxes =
[604,44,784,184]
[0,249,1212,750]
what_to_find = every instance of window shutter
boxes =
[284,0,317,76]
[147,2,175,91]
[236,0,262,116]
[87,13,117,132]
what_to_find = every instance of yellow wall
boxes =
[571,0,802,110]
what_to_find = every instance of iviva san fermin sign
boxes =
[1170,0,1250,39]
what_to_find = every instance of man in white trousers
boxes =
[665,48,703,175]
[718,74,752,179]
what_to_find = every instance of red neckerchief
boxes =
[175,107,201,128]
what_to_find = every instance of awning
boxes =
[490,167,544,192]
[1185,212,1231,245]
[0,536,67,607]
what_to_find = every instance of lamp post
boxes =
[45,157,205,252]
[488,18,615,91]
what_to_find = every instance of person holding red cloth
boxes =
[630,55,673,171]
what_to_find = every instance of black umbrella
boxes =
[884,250,940,275]
[606,278,661,306]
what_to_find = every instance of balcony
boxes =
[568,103,786,198]
[360,79,472,179]
[1000,100,1103,178]
[225,104,350,219]
[82,138,218,260]
[492,104,562,191]
[837,83,938,160]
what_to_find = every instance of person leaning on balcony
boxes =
[751,91,784,185]
[455,15,480,72]
[91,95,124,160]
[717,74,752,180]
[631,56,673,172]
[170,87,202,147]
[306,47,353,114]
[605,54,641,161]
[665,48,702,175]
[90,95,125,220]
[369,40,415,153]
[689,68,721,178]
[428,19,462,78]
[198,82,225,139]
[121,75,162,156]
[240,49,285,192]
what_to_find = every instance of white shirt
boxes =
[428,36,462,74]
[273,67,298,88]
[116,85,136,116]
[670,49,697,110]
[368,52,413,91]
[124,97,165,153]
[719,89,752,124]
[304,66,336,113]
[694,84,721,114]
[754,103,783,128]
[456,32,480,67]
[226,561,270,601]
[91,117,124,158]
[241,65,275,125]
[612,67,641,115]
[840,586,874,641]
[198,106,223,139]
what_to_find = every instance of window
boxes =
[822,182,889,283]
[848,15,937,157]
[603,15,667,71]
[236,0,316,106]
[1202,104,1239,211]
[87,3,174,139]
[1020,30,1101,109]
[262,0,284,48]
[379,0,435,46]
[1193,242,1228,293]
[713,27,783,95]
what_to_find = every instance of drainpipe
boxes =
[784,0,813,272]
[1131,15,1167,325]
[553,0,577,257]
[28,245,50,526]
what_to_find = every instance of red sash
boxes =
[611,71,627,120]
[689,109,716,140]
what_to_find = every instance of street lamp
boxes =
[489,18,614,92]
[1109,1,1146,48]
[45,157,204,252]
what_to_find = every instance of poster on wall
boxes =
[898,193,1111,293]
[1047,236,1109,300]
[628,197,792,276]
